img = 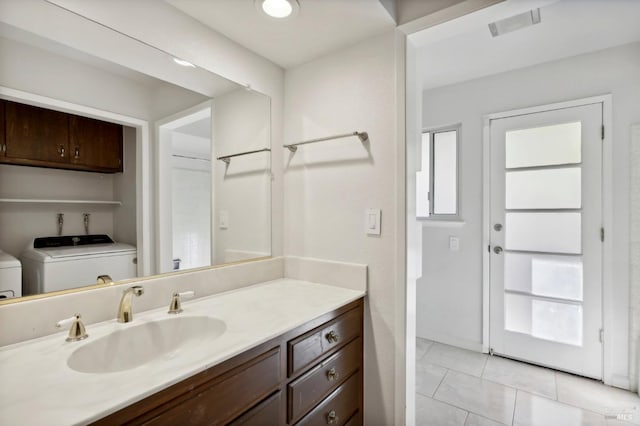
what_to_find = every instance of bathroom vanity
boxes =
[0,277,365,425]
[95,297,363,425]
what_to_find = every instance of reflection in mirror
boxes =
[0,17,271,302]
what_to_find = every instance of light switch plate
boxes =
[366,208,381,236]
[449,236,460,251]
[219,210,229,229]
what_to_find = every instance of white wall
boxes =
[284,31,399,425]
[630,123,640,392]
[213,89,271,265]
[0,165,115,257]
[417,42,640,386]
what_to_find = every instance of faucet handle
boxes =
[56,314,88,342]
[168,291,195,314]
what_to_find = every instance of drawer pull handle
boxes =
[326,330,339,343]
[326,367,340,381]
[326,410,339,425]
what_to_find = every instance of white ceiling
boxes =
[415,0,640,90]
[165,0,396,68]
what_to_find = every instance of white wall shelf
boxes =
[0,198,122,206]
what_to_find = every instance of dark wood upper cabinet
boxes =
[0,100,5,157]
[1,100,123,173]
[5,101,69,165]
[69,115,123,172]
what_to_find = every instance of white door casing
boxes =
[488,101,603,379]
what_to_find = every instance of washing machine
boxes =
[21,234,137,295]
[0,250,22,300]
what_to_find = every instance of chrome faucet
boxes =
[117,285,144,323]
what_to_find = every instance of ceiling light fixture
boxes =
[256,0,299,19]
[488,9,541,37]
[172,57,196,67]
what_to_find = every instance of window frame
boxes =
[417,123,462,222]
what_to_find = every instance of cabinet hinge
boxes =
[601,227,605,242]
[601,125,605,140]
[599,328,604,343]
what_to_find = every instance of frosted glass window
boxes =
[416,133,430,218]
[504,253,583,301]
[506,212,581,254]
[506,122,581,168]
[506,168,581,209]
[505,293,583,346]
[433,131,457,215]
[416,128,459,219]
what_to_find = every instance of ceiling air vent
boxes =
[489,9,541,37]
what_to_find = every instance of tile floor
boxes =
[415,338,640,426]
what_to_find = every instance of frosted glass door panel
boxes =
[433,130,457,215]
[505,122,581,168]
[506,168,581,209]
[506,212,581,254]
[504,293,583,346]
[531,299,582,346]
[504,252,583,300]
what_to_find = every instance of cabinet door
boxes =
[0,100,5,157]
[69,115,123,172]
[4,101,69,164]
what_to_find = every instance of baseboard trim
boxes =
[416,332,483,353]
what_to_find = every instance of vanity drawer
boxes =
[344,411,361,426]
[295,371,360,426]
[289,307,361,376]
[288,338,361,423]
[229,391,282,425]
[144,347,281,425]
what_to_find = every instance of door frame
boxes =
[154,100,214,274]
[481,94,614,384]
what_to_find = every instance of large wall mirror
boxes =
[0,8,272,302]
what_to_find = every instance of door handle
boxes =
[493,246,503,254]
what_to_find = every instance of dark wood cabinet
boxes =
[1,100,123,173]
[69,115,123,172]
[4,101,69,165]
[0,101,5,157]
[92,298,364,426]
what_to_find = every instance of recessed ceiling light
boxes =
[173,57,196,68]
[256,0,299,19]
[488,9,541,37]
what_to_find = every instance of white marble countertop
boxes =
[0,279,365,425]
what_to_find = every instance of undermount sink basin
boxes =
[67,316,226,374]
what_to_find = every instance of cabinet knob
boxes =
[326,367,340,382]
[59,145,65,158]
[326,410,339,425]
[325,330,339,343]
[74,147,80,159]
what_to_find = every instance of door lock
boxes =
[493,246,503,254]
[494,223,503,231]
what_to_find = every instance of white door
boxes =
[489,102,603,379]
